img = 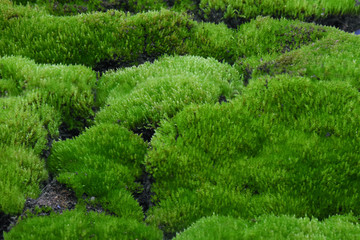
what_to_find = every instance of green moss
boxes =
[187,22,237,64]
[145,75,360,233]
[95,55,242,130]
[47,123,147,216]
[0,56,96,129]
[199,0,360,22]
[255,31,360,90]
[0,8,194,66]
[4,208,163,240]
[235,16,334,58]
[0,95,60,155]
[174,214,360,240]
[0,145,48,215]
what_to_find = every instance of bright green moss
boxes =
[21,0,167,16]
[47,123,148,216]
[0,0,47,27]
[199,0,360,22]
[0,145,48,215]
[255,30,360,90]
[187,22,237,63]
[95,55,242,130]
[174,214,360,240]
[0,56,96,129]
[0,8,194,66]
[145,75,360,233]
[235,16,334,58]
[0,95,60,155]
[4,208,163,240]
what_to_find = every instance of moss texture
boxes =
[2,0,360,239]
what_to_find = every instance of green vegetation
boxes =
[0,56,96,129]
[199,0,360,22]
[2,0,360,239]
[174,214,360,240]
[0,145,48,215]
[0,95,60,155]
[253,31,360,90]
[95,55,242,130]
[4,208,163,240]
[0,7,194,66]
[145,75,360,233]
[47,123,147,217]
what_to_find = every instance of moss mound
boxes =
[47,123,147,218]
[3,208,162,240]
[2,0,360,239]
[145,75,360,234]
[95,55,242,132]
[0,145,48,215]
[174,214,360,240]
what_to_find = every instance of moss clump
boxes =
[174,214,360,240]
[0,56,96,129]
[95,55,242,131]
[0,145,48,215]
[47,123,148,217]
[235,16,333,58]
[255,30,360,90]
[0,8,194,67]
[0,95,60,155]
[145,75,360,234]
[198,0,360,23]
[4,208,163,240]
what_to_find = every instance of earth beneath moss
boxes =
[1,12,360,240]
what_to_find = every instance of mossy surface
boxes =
[3,208,163,240]
[2,0,360,239]
[47,123,147,218]
[174,214,360,240]
[145,75,360,233]
[95,55,242,131]
[0,145,48,215]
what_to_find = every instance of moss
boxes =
[235,16,333,58]
[255,30,360,90]
[0,56,96,130]
[95,55,242,130]
[0,95,61,155]
[0,8,194,67]
[0,145,48,215]
[4,208,163,240]
[47,123,148,216]
[145,75,360,234]
[199,0,360,23]
[174,214,360,240]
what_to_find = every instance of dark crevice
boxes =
[133,168,155,219]
[132,124,157,142]
[164,0,175,8]
[218,95,227,104]
[307,14,360,33]
[0,213,17,240]
[92,53,159,76]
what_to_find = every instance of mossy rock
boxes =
[174,214,360,240]
[4,208,162,240]
[0,145,48,215]
[145,75,360,234]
